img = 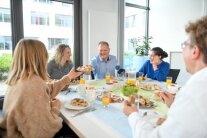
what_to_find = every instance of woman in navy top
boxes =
[136,47,170,81]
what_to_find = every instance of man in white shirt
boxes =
[123,16,207,138]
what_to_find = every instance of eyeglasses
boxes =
[181,41,192,49]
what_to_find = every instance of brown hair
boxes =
[185,16,207,64]
[151,47,168,60]
[6,39,48,85]
[54,44,71,67]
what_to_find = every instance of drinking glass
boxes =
[80,78,86,84]
[127,69,136,85]
[138,72,144,82]
[102,91,110,107]
[86,90,96,106]
[76,84,86,98]
[105,73,111,84]
[166,76,172,86]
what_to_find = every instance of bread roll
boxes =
[128,95,135,105]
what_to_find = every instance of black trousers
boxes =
[54,121,79,138]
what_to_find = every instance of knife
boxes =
[71,108,96,117]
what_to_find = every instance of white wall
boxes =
[82,0,118,65]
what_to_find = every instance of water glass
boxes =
[76,84,86,98]
[86,90,96,106]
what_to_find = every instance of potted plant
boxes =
[131,36,153,56]
[130,36,153,71]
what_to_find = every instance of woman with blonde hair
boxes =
[48,44,73,80]
[0,39,82,138]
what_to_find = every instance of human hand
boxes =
[159,92,175,107]
[152,56,160,70]
[51,98,61,110]
[68,67,83,80]
[123,100,138,116]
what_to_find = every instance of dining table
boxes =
[56,79,173,138]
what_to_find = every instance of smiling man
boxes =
[90,41,117,79]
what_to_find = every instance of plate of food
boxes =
[64,98,90,110]
[138,95,155,108]
[140,83,161,91]
[151,91,163,101]
[76,65,93,73]
[97,94,124,103]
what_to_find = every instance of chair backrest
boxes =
[0,96,4,117]
[167,69,180,83]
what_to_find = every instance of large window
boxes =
[0,36,12,50]
[0,1,12,83]
[31,11,49,25]
[123,0,149,70]
[0,8,11,23]
[55,14,72,27]
[48,38,69,50]
[23,0,74,58]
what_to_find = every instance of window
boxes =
[48,38,69,50]
[24,0,74,57]
[0,36,12,50]
[55,14,72,27]
[125,14,136,28]
[33,0,52,4]
[123,0,149,70]
[0,8,11,23]
[31,11,49,25]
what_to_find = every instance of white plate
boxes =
[64,100,91,110]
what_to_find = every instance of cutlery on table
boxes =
[71,108,96,118]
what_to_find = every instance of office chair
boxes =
[168,69,180,83]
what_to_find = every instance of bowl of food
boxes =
[122,84,139,97]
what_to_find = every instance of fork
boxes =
[71,108,96,117]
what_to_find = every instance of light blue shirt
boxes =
[90,55,117,79]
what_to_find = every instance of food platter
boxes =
[76,65,93,72]
[140,83,161,91]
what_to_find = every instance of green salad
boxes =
[122,84,139,96]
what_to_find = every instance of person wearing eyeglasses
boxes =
[90,41,118,79]
[124,16,207,138]
[47,44,73,80]
[136,47,170,81]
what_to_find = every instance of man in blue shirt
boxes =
[90,41,117,79]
